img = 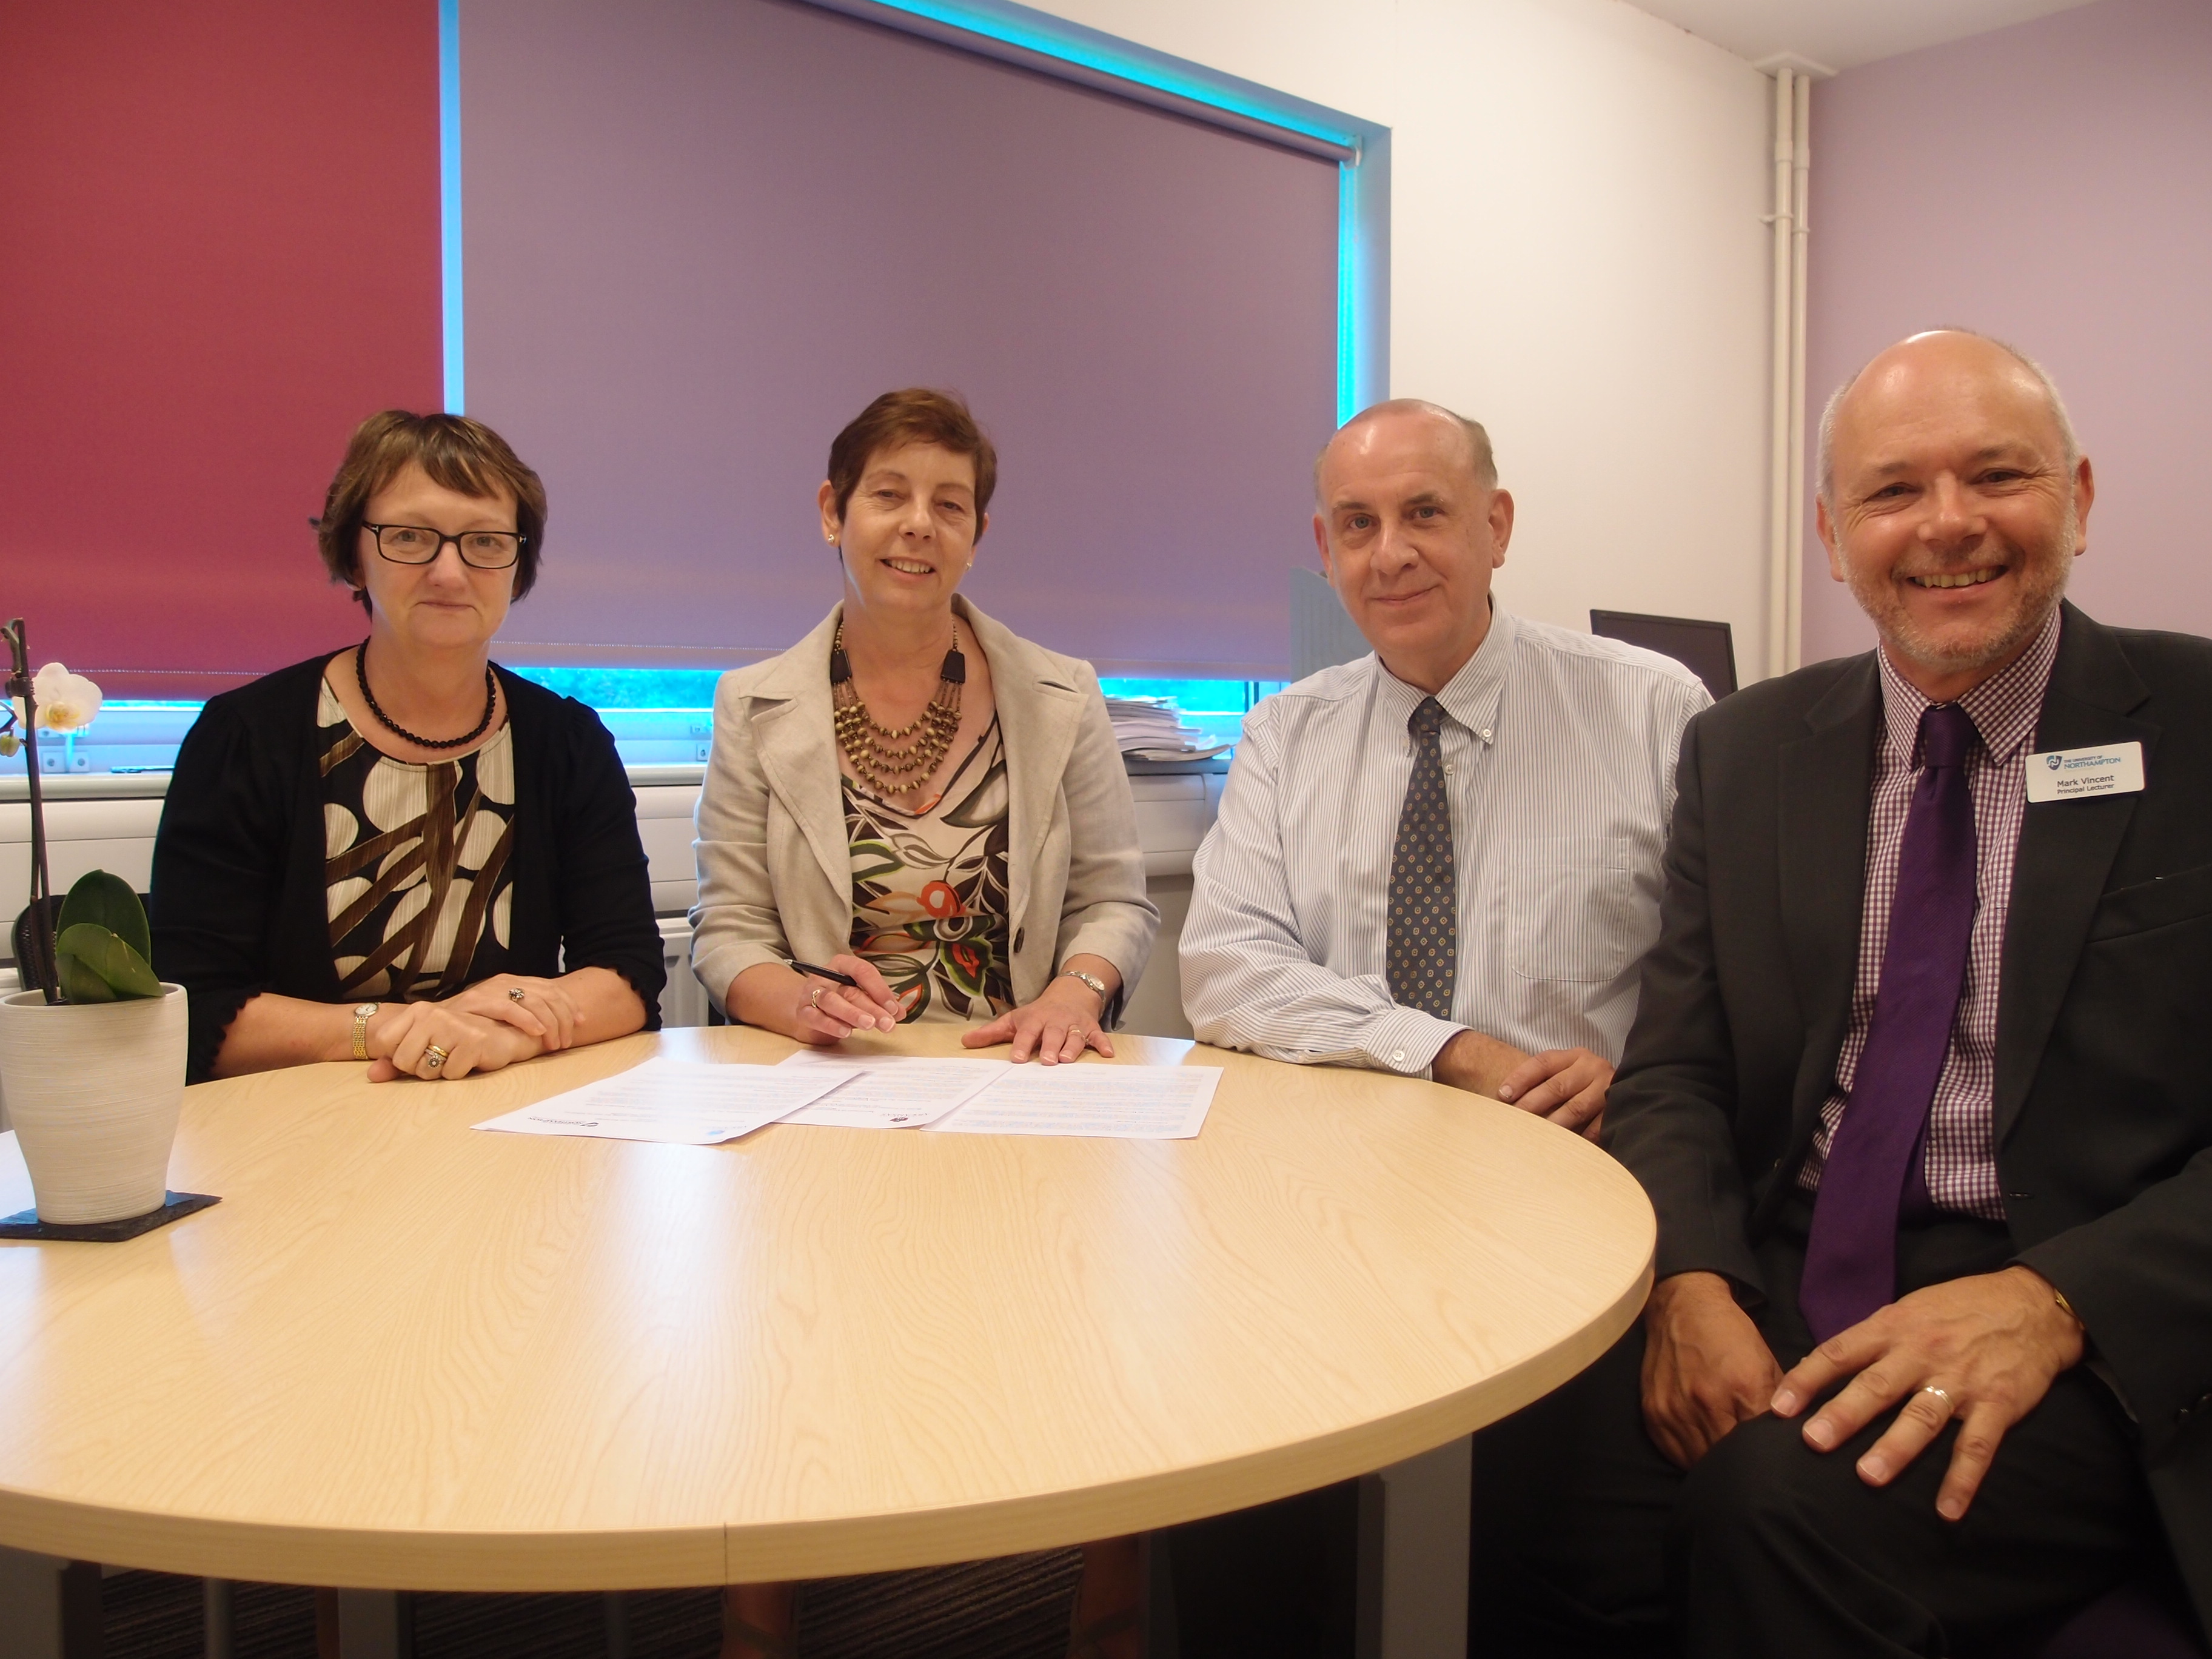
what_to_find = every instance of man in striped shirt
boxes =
[1164,398,1709,1654]
[1181,398,1710,1134]
[1483,332,2211,1654]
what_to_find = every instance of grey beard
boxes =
[1857,506,2076,679]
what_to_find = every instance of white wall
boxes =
[1027,0,1778,670]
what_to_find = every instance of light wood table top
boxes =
[0,1027,1652,1591]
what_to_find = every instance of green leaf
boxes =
[56,952,119,1003]
[55,922,163,1000]
[57,870,151,965]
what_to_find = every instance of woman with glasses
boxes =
[150,409,662,1086]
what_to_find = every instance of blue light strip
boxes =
[866,0,1359,150]
[438,0,465,413]
[1337,164,1359,425]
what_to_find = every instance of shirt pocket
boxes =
[1506,837,1641,984]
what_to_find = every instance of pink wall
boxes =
[1801,0,2212,665]
[0,1,443,700]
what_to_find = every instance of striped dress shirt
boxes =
[1798,606,2063,1220]
[1181,606,1711,1075]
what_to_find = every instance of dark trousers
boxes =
[1165,1480,1361,1659]
[1470,1201,2168,1658]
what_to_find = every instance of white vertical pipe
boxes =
[1786,75,1811,672]
[1766,70,1796,680]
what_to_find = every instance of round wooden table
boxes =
[0,1027,1651,1598]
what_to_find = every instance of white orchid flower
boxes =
[28,662,104,731]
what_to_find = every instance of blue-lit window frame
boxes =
[436,0,1389,421]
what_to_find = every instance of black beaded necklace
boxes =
[354,642,498,752]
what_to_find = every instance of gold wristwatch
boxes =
[352,1002,380,1062]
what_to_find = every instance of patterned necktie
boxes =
[1800,702,1979,1342]
[1387,697,1457,1019]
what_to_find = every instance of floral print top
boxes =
[843,715,1013,1022]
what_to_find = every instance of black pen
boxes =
[788,960,861,988]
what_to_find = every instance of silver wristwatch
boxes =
[1060,968,1108,1005]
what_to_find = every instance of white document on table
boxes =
[772,1051,1011,1128]
[928,1062,1222,1140]
[472,1059,845,1145]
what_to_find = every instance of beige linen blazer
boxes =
[690,598,1159,1024]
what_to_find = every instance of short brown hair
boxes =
[317,411,548,609]
[825,389,997,524]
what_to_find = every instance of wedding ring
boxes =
[809,985,825,1010]
[509,987,527,1002]
[1067,1028,1086,1043]
[423,1044,449,1071]
[1919,1384,1954,1412]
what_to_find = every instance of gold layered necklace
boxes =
[831,620,966,797]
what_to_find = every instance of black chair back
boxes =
[1590,610,1738,700]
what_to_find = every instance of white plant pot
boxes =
[0,985,189,1225]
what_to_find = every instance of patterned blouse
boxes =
[318,680,518,1000]
[843,715,1014,1023]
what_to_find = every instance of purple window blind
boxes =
[462,0,1338,679]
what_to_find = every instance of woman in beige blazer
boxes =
[691,389,1158,1659]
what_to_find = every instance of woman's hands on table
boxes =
[732,956,904,1045]
[443,973,585,1050]
[962,956,1119,1064]
[367,1000,543,1082]
[793,954,905,1041]
[732,953,1122,1061]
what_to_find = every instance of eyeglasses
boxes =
[362,522,526,570]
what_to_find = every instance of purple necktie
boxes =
[1800,702,1979,1342]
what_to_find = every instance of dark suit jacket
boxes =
[1605,603,2212,1626]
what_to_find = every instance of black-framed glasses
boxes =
[362,522,526,569]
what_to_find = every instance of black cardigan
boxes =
[150,655,665,1082]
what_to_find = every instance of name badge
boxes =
[2025,741,2145,803]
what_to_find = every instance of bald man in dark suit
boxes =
[1470,331,2211,1656]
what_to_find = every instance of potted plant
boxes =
[0,618,189,1225]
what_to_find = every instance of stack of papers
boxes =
[471,1058,850,1145]
[475,1054,1222,1145]
[1102,695,1233,762]
[775,1050,1007,1127]
[917,1059,1220,1139]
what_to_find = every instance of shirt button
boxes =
[1480,728,1493,741]
[1392,1050,1407,1064]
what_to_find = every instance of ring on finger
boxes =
[809,985,825,1010]
[509,986,527,1003]
[1918,1384,1955,1413]
[422,1044,450,1071]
